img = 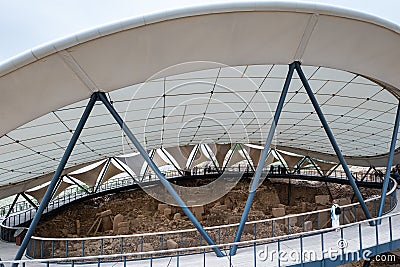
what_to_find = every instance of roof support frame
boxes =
[360,166,373,182]
[65,175,91,195]
[231,61,376,255]
[327,163,341,177]
[4,193,21,219]
[188,144,200,169]
[160,147,183,176]
[13,93,98,265]
[14,91,224,260]
[112,157,138,183]
[20,192,38,211]
[143,150,155,182]
[222,143,238,171]
[50,176,63,200]
[240,144,255,172]
[203,144,220,173]
[274,150,289,172]
[307,156,324,177]
[294,61,373,224]
[230,62,295,255]
[291,155,306,174]
[97,92,224,257]
[94,158,111,193]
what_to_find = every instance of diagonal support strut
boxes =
[230,62,296,255]
[97,92,224,257]
[294,61,373,223]
[13,93,98,265]
[376,101,400,224]
[14,92,224,264]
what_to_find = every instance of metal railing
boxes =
[0,167,189,218]
[23,179,396,260]
[0,165,382,221]
[1,197,399,266]
[0,165,389,244]
[0,166,228,242]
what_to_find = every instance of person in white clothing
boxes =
[331,201,341,232]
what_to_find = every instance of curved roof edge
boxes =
[1,1,399,78]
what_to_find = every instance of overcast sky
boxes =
[0,0,398,63]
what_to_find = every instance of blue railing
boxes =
[0,197,399,267]
[21,179,396,261]
[0,166,389,244]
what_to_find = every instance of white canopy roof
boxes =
[1,2,400,196]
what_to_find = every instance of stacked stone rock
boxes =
[113,214,130,235]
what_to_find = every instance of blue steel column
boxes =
[98,92,224,257]
[294,61,373,222]
[13,93,98,265]
[230,63,295,256]
[377,101,400,223]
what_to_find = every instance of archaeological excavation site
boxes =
[29,178,381,259]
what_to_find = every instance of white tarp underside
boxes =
[1,3,400,195]
[0,63,399,193]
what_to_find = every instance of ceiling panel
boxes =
[1,64,399,188]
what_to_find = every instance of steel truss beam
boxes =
[351,166,373,201]
[360,166,373,182]
[239,144,255,172]
[188,144,200,169]
[327,163,340,177]
[112,157,138,182]
[292,156,307,174]
[203,144,220,173]
[274,149,288,171]
[222,143,238,171]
